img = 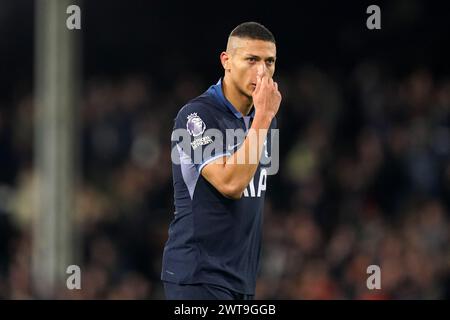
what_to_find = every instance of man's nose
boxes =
[256,63,268,77]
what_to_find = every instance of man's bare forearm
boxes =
[201,72,281,199]
[218,113,273,196]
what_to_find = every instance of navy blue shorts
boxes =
[163,282,254,300]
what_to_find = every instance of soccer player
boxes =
[161,22,281,300]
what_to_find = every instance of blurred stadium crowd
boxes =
[0,61,449,299]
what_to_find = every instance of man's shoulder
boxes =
[176,91,220,120]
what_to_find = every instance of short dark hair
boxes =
[229,22,276,44]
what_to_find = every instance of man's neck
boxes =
[222,76,253,116]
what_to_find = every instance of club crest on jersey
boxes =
[186,113,206,137]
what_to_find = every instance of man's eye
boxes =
[266,60,274,65]
[247,58,256,63]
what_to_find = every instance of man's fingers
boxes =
[256,74,269,94]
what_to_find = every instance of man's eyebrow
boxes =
[244,54,276,60]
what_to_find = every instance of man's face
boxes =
[222,37,277,98]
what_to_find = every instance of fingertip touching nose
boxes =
[256,63,268,79]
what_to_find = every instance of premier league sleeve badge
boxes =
[186,113,206,137]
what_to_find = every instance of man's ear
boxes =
[220,51,230,71]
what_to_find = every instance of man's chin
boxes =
[238,86,253,99]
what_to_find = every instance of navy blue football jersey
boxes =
[161,79,277,295]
